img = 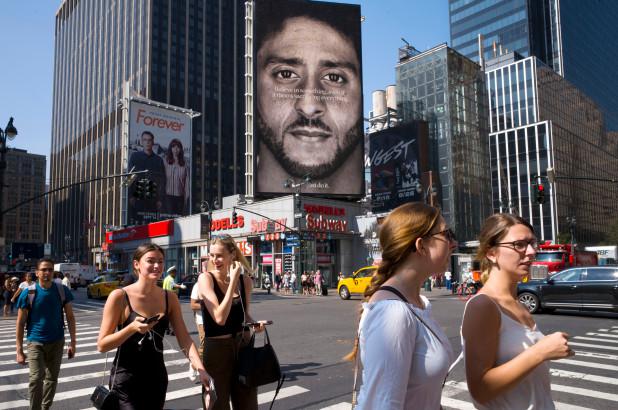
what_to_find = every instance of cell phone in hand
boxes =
[145,315,160,324]
[246,320,273,327]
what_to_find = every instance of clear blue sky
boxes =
[0,0,449,180]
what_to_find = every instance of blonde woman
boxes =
[348,203,457,409]
[197,235,261,410]
[462,214,573,409]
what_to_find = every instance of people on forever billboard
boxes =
[164,139,189,215]
[255,0,363,196]
[128,131,166,215]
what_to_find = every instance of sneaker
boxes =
[188,364,197,382]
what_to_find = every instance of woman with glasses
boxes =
[97,243,213,409]
[346,203,457,409]
[462,214,574,409]
[197,234,260,410]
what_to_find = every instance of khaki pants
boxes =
[27,339,64,410]
[202,336,257,410]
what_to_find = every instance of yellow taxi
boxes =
[337,265,378,300]
[86,274,122,299]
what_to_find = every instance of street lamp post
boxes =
[0,117,18,237]
[64,234,71,262]
[284,175,311,293]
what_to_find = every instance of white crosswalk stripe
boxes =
[586,332,618,339]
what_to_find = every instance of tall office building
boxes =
[396,43,491,242]
[449,0,618,130]
[486,53,618,243]
[49,0,245,263]
[0,149,46,264]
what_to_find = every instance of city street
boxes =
[0,286,616,409]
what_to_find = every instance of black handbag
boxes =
[90,347,120,409]
[237,327,282,387]
[236,276,285,410]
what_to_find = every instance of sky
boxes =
[0,0,450,180]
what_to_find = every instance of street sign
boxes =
[294,213,303,219]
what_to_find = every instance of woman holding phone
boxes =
[97,243,213,409]
[197,234,263,410]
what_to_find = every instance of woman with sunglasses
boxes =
[346,203,457,409]
[462,214,574,409]
[97,243,213,409]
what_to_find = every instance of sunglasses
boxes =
[425,228,457,243]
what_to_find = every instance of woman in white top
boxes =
[347,202,457,409]
[164,138,189,215]
[462,214,574,409]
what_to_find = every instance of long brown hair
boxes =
[344,202,441,361]
[476,213,534,280]
[132,243,165,276]
[207,235,253,275]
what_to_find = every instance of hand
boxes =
[180,284,187,290]
[200,369,216,409]
[67,344,76,359]
[533,332,574,361]
[16,350,26,365]
[229,261,242,284]
[132,317,153,334]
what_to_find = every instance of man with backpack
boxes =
[15,257,77,410]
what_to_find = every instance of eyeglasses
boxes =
[38,268,54,272]
[426,228,457,243]
[495,239,538,252]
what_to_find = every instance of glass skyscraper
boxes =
[49,0,245,263]
[450,0,618,130]
[396,44,491,242]
[487,53,618,243]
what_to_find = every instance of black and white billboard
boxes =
[254,0,364,197]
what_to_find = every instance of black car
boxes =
[517,266,618,314]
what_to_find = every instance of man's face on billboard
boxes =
[257,17,362,179]
[141,132,154,154]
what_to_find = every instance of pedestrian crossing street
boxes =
[1,302,617,410]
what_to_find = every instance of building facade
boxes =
[486,53,618,243]
[49,0,246,263]
[449,0,618,130]
[396,43,491,241]
[0,149,46,265]
[105,195,366,289]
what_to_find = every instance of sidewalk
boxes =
[421,286,455,298]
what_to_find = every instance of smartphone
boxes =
[246,320,273,327]
[145,315,160,324]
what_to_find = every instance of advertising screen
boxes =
[254,0,364,197]
[126,101,192,226]
[369,123,428,213]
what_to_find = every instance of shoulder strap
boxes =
[164,289,169,315]
[379,286,441,340]
[123,289,135,313]
[55,282,66,305]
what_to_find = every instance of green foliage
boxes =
[556,231,571,244]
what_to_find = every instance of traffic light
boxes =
[133,178,147,199]
[534,183,545,204]
[144,179,157,199]
[232,210,238,225]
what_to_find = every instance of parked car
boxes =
[87,274,122,299]
[517,266,618,314]
[337,265,378,300]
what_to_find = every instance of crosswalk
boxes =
[1,306,617,409]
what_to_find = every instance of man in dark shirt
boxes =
[128,131,166,224]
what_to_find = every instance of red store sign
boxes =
[106,220,174,244]
[211,215,245,231]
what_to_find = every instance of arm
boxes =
[359,302,415,408]
[190,297,201,311]
[11,288,24,303]
[462,295,572,404]
[198,265,241,326]
[15,308,28,364]
[168,291,212,387]
[63,303,77,358]
[97,289,152,352]
[241,274,256,324]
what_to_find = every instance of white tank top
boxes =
[462,295,554,410]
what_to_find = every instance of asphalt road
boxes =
[0,286,616,409]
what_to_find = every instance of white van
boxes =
[53,263,97,288]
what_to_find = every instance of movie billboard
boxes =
[369,123,428,213]
[126,100,192,226]
[254,0,364,197]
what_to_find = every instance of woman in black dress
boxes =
[97,243,213,409]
